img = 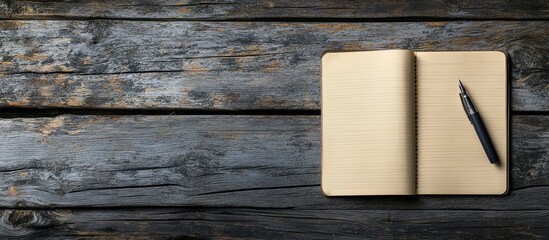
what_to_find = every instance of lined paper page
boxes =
[321,50,416,196]
[415,52,508,195]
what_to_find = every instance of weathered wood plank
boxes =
[512,115,549,188]
[0,21,548,111]
[0,208,547,239]
[1,0,549,20]
[0,115,547,208]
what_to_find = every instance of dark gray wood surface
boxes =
[1,0,548,239]
[0,20,547,111]
[1,0,548,20]
[0,115,547,208]
[0,208,547,239]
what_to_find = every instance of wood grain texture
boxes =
[0,1,546,238]
[1,0,548,20]
[0,208,547,239]
[0,20,547,111]
[0,115,546,208]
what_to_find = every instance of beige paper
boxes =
[321,50,416,196]
[415,51,508,194]
[321,50,508,196]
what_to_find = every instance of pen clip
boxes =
[459,93,472,122]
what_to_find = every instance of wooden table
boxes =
[1,1,548,238]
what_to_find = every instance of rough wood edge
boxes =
[1,0,549,20]
[0,208,547,238]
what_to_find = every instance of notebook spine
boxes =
[414,55,418,191]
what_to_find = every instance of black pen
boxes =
[459,80,499,164]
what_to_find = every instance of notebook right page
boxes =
[415,51,508,195]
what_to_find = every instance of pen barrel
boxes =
[470,112,499,164]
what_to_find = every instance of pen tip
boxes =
[458,80,465,92]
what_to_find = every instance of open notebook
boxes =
[321,50,508,196]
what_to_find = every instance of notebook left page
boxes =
[321,50,416,196]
